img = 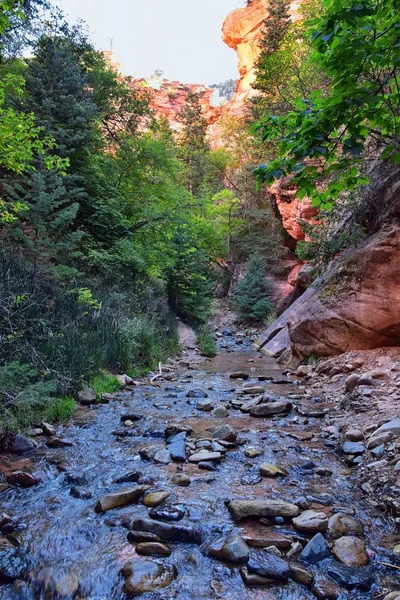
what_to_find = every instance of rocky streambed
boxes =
[0,334,399,599]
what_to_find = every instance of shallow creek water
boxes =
[0,338,398,599]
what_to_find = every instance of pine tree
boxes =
[177,91,209,196]
[233,253,274,321]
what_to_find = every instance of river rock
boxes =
[127,531,162,543]
[186,389,208,398]
[230,372,249,379]
[189,450,221,463]
[240,566,274,586]
[46,437,73,448]
[312,578,342,599]
[259,463,287,478]
[7,471,40,487]
[293,511,328,533]
[114,471,142,484]
[344,429,364,441]
[343,441,365,455]
[0,538,26,583]
[167,432,186,462]
[300,533,330,564]
[143,491,170,507]
[240,396,263,412]
[139,446,160,461]
[95,485,149,513]
[228,500,300,521]
[208,532,249,564]
[247,549,290,581]
[149,504,185,522]
[242,386,266,395]
[212,424,237,442]
[250,402,292,417]
[77,386,97,405]
[131,518,202,544]
[327,513,364,538]
[244,447,262,458]
[153,450,171,465]
[70,486,92,500]
[289,562,314,587]
[383,594,400,600]
[332,536,369,567]
[7,434,38,455]
[135,542,171,557]
[211,406,229,418]
[373,419,400,436]
[41,422,56,436]
[171,473,191,486]
[122,560,177,595]
[244,531,292,550]
[327,561,374,590]
[0,514,17,534]
[196,400,213,411]
[367,432,393,449]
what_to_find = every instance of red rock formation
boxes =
[269,178,319,242]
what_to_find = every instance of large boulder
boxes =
[255,226,400,360]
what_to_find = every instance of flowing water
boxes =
[0,336,398,599]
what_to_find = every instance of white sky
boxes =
[53,0,244,85]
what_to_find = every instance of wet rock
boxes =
[240,566,274,586]
[259,463,287,478]
[95,485,149,513]
[131,518,202,544]
[143,491,170,507]
[228,499,300,521]
[149,504,185,522]
[114,471,142,484]
[244,531,292,550]
[189,450,221,463]
[41,422,56,436]
[244,447,262,458]
[208,532,249,564]
[6,434,38,455]
[211,406,229,418]
[293,511,328,533]
[29,567,80,598]
[312,578,342,599]
[77,386,97,406]
[196,400,213,411]
[198,461,217,471]
[212,424,237,442]
[327,561,374,590]
[373,418,400,436]
[230,372,249,379]
[344,429,363,441]
[139,446,160,461]
[367,431,393,449]
[165,424,193,438]
[343,441,365,455]
[46,437,73,448]
[186,389,208,398]
[171,473,191,486]
[166,432,186,462]
[242,386,266,395]
[153,450,171,465]
[7,471,40,487]
[135,542,171,556]
[290,562,314,587]
[300,533,330,564]
[371,443,385,456]
[122,559,177,595]
[331,536,369,567]
[240,396,263,412]
[0,538,26,583]
[250,401,292,417]
[247,549,290,581]
[70,486,92,500]
[327,513,363,539]
[0,514,18,534]
[127,531,162,544]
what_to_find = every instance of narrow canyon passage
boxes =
[0,334,398,600]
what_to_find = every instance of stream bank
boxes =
[0,332,399,599]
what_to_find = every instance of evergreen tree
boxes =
[233,253,274,321]
[177,91,209,196]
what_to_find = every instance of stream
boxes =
[0,334,398,599]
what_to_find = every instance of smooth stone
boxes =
[171,473,191,486]
[211,406,229,418]
[189,450,221,463]
[135,542,171,556]
[371,443,385,456]
[7,434,38,455]
[230,372,249,379]
[46,437,73,448]
[167,433,186,462]
[77,386,97,405]
[7,472,40,487]
[228,500,300,521]
[293,511,328,533]
[327,561,374,590]
[212,425,237,442]
[300,533,330,564]
[244,531,292,550]
[259,463,287,478]
[41,422,56,436]
[196,400,213,411]
[114,472,141,484]
[153,450,171,465]
[312,578,342,599]
[208,533,249,564]
[332,536,369,567]
[367,432,393,449]
[247,549,290,581]
[327,513,363,539]
[373,419,400,436]
[131,518,202,544]
[240,566,274,586]
[290,562,314,587]
[250,402,292,417]
[245,447,262,458]
[127,531,162,544]
[149,504,185,522]
[343,441,365,455]
[242,386,266,395]
[384,594,400,600]
[186,389,208,398]
[198,461,217,471]
[95,486,149,513]
[139,446,161,461]
[122,560,177,595]
[143,491,170,507]
[344,429,364,441]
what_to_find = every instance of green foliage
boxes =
[90,371,122,396]
[196,326,217,357]
[255,0,400,208]
[210,79,236,101]
[232,253,275,322]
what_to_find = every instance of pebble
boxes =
[208,532,249,564]
[247,549,290,581]
[95,485,149,513]
[228,499,300,520]
[343,441,365,455]
[212,425,237,442]
[300,533,330,564]
[292,510,328,533]
[327,513,363,538]
[332,536,369,567]
[259,463,287,478]
[244,447,262,458]
[171,473,191,486]
[289,562,314,587]
[327,561,374,590]
[143,491,170,507]
[135,542,171,556]
[189,450,221,463]
[149,504,185,522]
[153,450,171,465]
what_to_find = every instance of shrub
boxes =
[232,252,274,322]
[196,326,217,357]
